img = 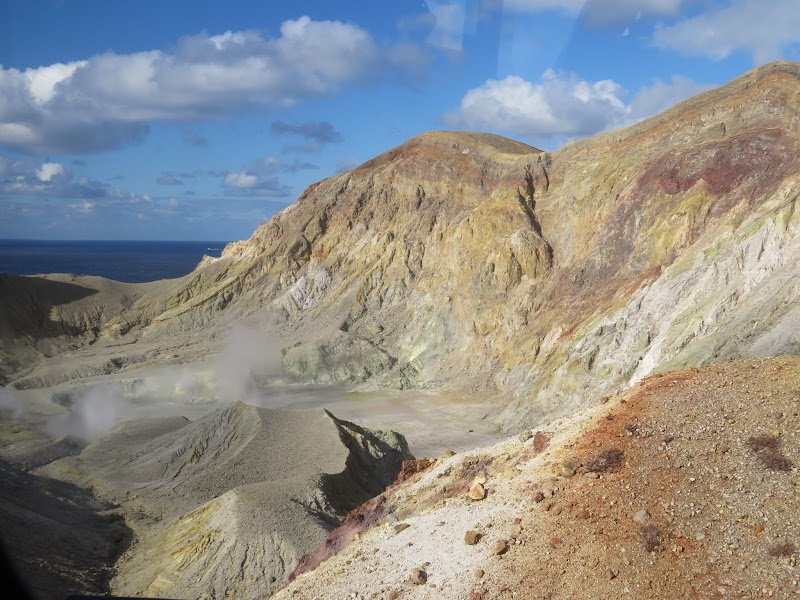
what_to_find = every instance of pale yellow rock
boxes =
[467,482,486,501]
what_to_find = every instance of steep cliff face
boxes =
[6,62,800,429]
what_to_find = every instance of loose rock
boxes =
[410,568,427,585]
[468,482,486,501]
[465,530,481,545]
[494,540,509,555]
[394,523,410,534]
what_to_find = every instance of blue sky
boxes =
[1,0,798,241]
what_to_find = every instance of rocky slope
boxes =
[4,62,800,434]
[32,404,411,599]
[278,355,799,599]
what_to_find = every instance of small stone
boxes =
[410,568,427,585]
[634,510,651,524]
[560,461,578,478]
[754,524,765,534]
[533,491,545,503]
[465,530,481,545]
[468,482,487,501]
[473,472,488,485]
[577,509,590,520]
[475,568,485,578]
[543,488,555,499]
[518,430,533,442]
[494,540,509,555]
[444,449,456,457]
[608,569,619,580]
[394,523,410,534]
[549,504,563,516]
[388,592,400,600]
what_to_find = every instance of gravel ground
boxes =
[278,355,799,599]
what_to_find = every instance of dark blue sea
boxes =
[0,239,229,283]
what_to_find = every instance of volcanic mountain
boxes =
[4,61,800,432]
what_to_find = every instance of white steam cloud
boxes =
[46,383,128,442]
[0,387,26,420]
[216,324,282,404]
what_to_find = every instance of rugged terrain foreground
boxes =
[279,357,799,599]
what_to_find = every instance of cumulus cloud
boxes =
[222,171,291,197]
[224,172,259,189]
[36,162,65,182]
[0,17,426,154]
[652,0,800,64]
[0,158,150,202]
[444,70,627,139]
[443,69,711,143]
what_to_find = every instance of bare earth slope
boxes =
[4,62,800,433]
[35,404,411,599]
[279,355,800,599]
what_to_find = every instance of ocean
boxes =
[0,239,229,283]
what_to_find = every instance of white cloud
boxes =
[0,159,149,202]
[0,17,426,154]
[224,172,259,189]
[444,70,627,139]
[222,171,291,197]
[36,162,64,182]
[71,200,95,214]
[652,0,800,64]
[443,70,711,142]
